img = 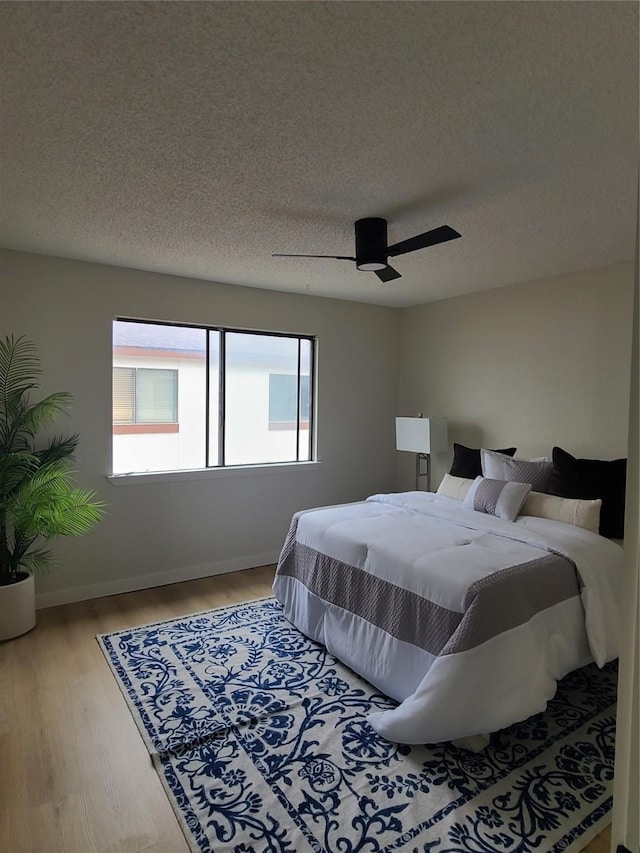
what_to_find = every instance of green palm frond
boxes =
[12,460,81,516]
[19,392,73,438]
[35,434,79,467]
[0,449,38,477]
[0,450,38,494]
[9,526,38,566]
[11,461,105,540]
[0,395,31,451]
[0,335,41,417]
[38,490,104,538]
[0,335,72,449]
[20,545,57,575]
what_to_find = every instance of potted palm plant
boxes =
[0,335,104,641]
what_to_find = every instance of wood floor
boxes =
[0,565,612,853]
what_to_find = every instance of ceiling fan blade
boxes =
[375,265,401,283]
[272,253,355,261]
[386,225,461,258]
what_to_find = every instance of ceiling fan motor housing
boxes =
[355,217,388,271]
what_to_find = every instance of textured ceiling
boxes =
[0,1,637,308]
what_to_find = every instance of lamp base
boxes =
[415,453,431,491]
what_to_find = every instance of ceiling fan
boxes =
[272,218,461,282]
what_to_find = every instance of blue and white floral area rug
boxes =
[97,597,616,853]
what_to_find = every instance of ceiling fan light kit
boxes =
[357,261,387,272]
[355,217,388,272]
[273,217,461,284]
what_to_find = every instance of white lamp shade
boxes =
[396,416,447,454]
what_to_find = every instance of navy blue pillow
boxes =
[547,446,627,539]
[449,443,517,479]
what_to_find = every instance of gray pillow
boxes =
[463,476,532,522]
[481,449,553,493]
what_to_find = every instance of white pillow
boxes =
[520,492,602,533]
[481,449,553,493]
[463,476,532,522]
[436,473,474,501]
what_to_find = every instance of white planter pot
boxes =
[0,572,36,641]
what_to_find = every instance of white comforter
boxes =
[273,491,623,744]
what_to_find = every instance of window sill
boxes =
[268,421,310,431]
[107,460,322,486]
[113,423,179,435]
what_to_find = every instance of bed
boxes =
[272,489,623,745]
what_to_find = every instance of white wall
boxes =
[611,202,639,853]
[396,261,634,490]
[0,249,401,605]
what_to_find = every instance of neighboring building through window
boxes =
[112,319,314,475]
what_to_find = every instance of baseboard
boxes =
[616,845,633,853]
[34,551,281,609]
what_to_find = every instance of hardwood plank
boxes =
[0,563,611,852]
[582,824,611,853]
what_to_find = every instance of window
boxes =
[269,374,310,428]
[112,319,314,475]
[113,367,178,425]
